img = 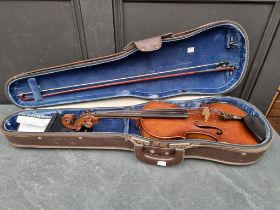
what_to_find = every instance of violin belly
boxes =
[137,102,258,145]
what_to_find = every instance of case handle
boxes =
[122,33,174,52]
[134,145,185,166]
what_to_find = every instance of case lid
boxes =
[6,20,249,108]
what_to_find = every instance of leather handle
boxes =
[122,33,174,52]
[134,145,185,166]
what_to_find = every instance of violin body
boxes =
[139,101,258,145]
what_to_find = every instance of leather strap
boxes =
[122,33,174,52]
[134,36,162,52]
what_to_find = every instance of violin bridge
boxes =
[202,107,211,122]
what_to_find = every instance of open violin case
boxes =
[0,20,274,166]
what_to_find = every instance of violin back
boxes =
[0,21,274,166]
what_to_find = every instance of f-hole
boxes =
[194,121,223,135]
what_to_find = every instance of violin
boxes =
[62,101,266,145]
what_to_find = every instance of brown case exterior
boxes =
[0,124,273,166]
[0,20,274,166]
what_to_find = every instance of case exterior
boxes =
[1,126,272,166]
[0,21,273,166]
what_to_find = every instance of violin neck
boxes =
[93,110,188,119]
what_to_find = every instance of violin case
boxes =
[0,20,273,166]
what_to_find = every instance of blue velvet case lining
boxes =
[3,97,272,147]
[7,23,248,108]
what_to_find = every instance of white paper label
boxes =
[157,161,167,167]
[17,115,51,132]
[187,47,195,53]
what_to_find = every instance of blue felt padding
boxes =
[27,78,43,101]
[3,97,271,147]
[6,22,248,108]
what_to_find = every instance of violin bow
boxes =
[18,62,235,101]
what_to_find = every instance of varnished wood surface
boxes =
[266,86,280,133]
[268,116,280,134]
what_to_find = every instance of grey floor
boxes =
[0,105,279,210]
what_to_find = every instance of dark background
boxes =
[0,0,279,113]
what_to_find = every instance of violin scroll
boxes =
[62,112,98,131]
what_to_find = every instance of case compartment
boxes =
[6,21,248,108]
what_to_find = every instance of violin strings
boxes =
[90,107,225,118]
